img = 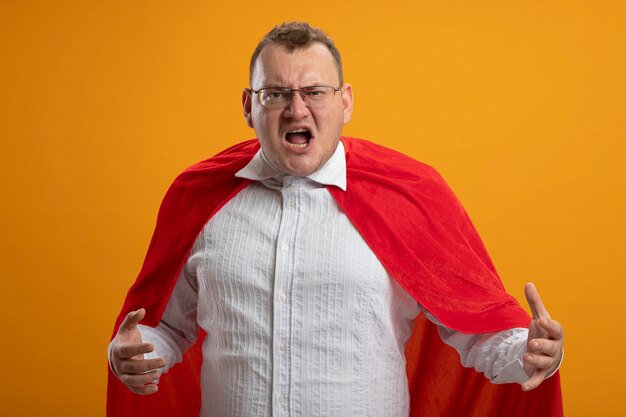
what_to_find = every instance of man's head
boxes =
[242,22,353,177]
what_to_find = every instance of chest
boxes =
[187,179,418,336]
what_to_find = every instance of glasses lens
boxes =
[260,88,290,107]
[301,86,333,102]
[257,86,339,108]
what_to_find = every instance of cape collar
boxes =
[235,140,347,191]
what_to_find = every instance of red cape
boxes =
[108,137,563,416]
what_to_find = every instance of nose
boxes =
[284,90,309,119]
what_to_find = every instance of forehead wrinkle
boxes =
[260,77,330,89]
[258,64,337,88]
[252,44,339,89]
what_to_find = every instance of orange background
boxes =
[1,1,625,416]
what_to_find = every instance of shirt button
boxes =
[279,292,287,301]
[287,199,296,208]
[278,394,286,404]
[282,244,289,252]
[279,343,286,352]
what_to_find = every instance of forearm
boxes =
[452,327,530,384]
[110,264,200,375]
[138,323,190,373]
[108,319,197,377]
[423,310,530,384]
[141,266,201,372]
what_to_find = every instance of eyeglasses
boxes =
[251,85,342,108]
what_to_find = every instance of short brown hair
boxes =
[249,22,343,86]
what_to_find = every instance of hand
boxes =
[110,308,166,395]
[522,282,564,391]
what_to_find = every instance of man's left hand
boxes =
[522,282,564,391]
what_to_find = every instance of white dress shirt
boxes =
[135,142,530,417]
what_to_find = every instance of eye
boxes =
[263,89,288,101]
[304,88,327,97]
[268,90,283,99]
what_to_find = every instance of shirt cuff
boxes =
[107,340,120,378]
[492,340,529,385]
[138,325,160,360]
[492,346,564,385]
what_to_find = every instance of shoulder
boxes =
[170,139,259,186]
[179,139,260,176]
[158,139,258,208]
[342,136,446,186]
[340,136,467,218]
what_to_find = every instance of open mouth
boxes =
[285,128,312,149]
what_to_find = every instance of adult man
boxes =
[108,22,564,417]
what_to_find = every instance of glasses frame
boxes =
[250,85,342,108]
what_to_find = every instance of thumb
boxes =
[524,282,550,320]
[119,308,146,333]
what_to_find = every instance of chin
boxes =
[283,163,318,177]
[279,156,321,177]
[285,167,315,177]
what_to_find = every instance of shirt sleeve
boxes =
[422,309,530,384]
[138,260,201,374]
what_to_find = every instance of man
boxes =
[108,22,564,417]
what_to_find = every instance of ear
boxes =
[242,88,254,128]
[340,83,354,125]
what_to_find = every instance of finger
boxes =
[522,369,547,392]
[540,318,564,341]
[119,309,146,333]
[115,342,154,359]
[524,352,557,371]
[117,357,166,375]
[119,370,161,388]
[528,338,562,358]
[128,383,159,396]
[524,282,551,320]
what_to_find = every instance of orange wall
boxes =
[1,1,625,416]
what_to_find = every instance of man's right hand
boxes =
[109,308,166,395]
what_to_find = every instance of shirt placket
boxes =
[272,176,301,417]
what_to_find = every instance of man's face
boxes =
[243,42,353,176]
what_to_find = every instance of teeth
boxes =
[288,128,309,134]
[287,142,308,148]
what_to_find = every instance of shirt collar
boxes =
[235,141,347,191]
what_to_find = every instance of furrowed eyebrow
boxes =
[255,80,330,89]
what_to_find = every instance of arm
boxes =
[108,263,200,394]
[423,282,564,390]
[137,267,200,372]
[424,310,531,385]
